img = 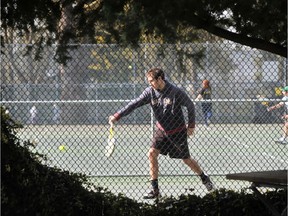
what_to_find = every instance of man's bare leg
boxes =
[143,148,160,199]
[183,157,215,191]
[148,148,160,179]
[183,157,203,175]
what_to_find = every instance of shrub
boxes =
[1,106,144,216]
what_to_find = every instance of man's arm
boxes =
[179,89,196,135]
[195,94,203,101]
[187,127,195,136]
[267,102,284,111]
[195,88,203,101]
[109,88,151,123]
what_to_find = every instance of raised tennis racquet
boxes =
[105,125,115,157]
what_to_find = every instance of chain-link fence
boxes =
[1,42,287,201]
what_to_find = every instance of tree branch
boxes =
[189,15,287,58]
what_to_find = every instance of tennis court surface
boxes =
[17,123,287,201]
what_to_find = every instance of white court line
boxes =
[223,135,288,165]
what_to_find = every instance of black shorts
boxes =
[151,128,190,159]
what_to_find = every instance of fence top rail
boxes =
[0,99,285,104]
[0,100,131,104]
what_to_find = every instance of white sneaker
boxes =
[276,137,287,144]
[207,119,211,125]
[143,189,160,199]
[202,176,215,192]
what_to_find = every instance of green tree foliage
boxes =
[93,0,286,56]
[1,0,286,64]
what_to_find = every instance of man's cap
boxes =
[282,86,288,92]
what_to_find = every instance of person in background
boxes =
[109,68,215,199]
[52,104,61,124]
[252,95,274,124]
[29,105,38,124]
[196,79,212,126]
[267,86,288,144]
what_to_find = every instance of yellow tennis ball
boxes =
[58,145,66,151]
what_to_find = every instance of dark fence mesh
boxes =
[1,42,287,201]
